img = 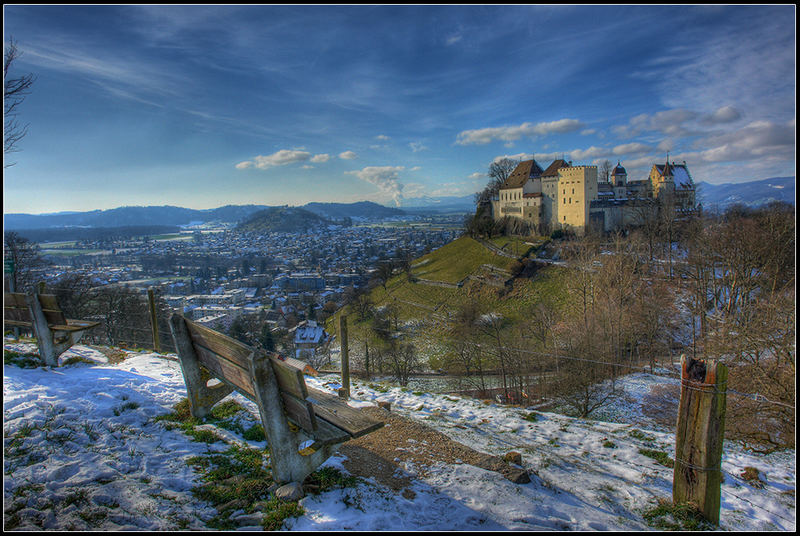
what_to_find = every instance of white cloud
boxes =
[346,166,405,206]
[701,105,742,125]
[456,119,584,146]
[409,141,428,153]
[310,154,330,163]
[445,34,463,46]
[612,109,699,139]
[339,151,358,160]
[375,135,390,141]
[236,149,312,169]
[691,120,794,163]
[612,142,652,156]
[568,146,608,161]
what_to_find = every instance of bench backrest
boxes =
[4,292,69,327]
[181,318,318,432]
[4,292,32,325]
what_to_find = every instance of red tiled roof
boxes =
[500,159,543,189]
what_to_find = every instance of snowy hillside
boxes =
[3,341,795,531]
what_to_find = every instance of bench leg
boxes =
[25,292,59,367]
[248,353,339,484]
[170,314,235,419]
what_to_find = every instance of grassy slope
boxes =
[326,235,571,369]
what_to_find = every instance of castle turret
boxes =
[611,161,627,199]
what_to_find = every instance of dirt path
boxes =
[335,406,529,499]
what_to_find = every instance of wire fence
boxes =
[7,282,794,413]
[432,336,795,412]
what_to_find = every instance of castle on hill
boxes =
[490,157,697,234]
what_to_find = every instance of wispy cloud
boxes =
[236,149,332,169]
[456,119,584,146]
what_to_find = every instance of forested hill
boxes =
[302,201,405,220]
[236,206,333,233]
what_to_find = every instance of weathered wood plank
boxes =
[185,319,253,370]
[279,392,317,432]
[303,417,350,449]
[307,387,384,438]
[4,292,27,308]
[270,357,309,401]
[193,344,256,398]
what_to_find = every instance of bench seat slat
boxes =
[306,387,384,438]
[307,417,350,447]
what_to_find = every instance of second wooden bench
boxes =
[4,291,100,367]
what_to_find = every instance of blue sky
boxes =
[3,5,796,214]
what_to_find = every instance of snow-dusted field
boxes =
[3,340,795,531]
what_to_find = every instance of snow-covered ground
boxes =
[3,340,795,531]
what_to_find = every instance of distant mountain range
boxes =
[695,176,794,210]
[3,201,405,230]
[4,177,793,231]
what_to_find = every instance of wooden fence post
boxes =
[148,288,161,353]
[673,354,727,525]
[338,314,349,399]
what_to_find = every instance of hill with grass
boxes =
[325,234,569,369]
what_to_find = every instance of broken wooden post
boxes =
[673,354,727,525]
[148,288,161,353]
[338,314,350,399]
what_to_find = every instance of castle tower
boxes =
[649,156,676,199]
[611,161,627,199]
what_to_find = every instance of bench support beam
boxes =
[248,352,342,484]
[26,291,65,367]
[170,315,236,419]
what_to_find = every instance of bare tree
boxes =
[599,160,612,183]
[4,231,45,292]
[386,343,420,387]
[475,158,520,205]
[4,38,35,164]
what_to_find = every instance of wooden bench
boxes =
[3,291,101,367]
[169,314,384,484]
